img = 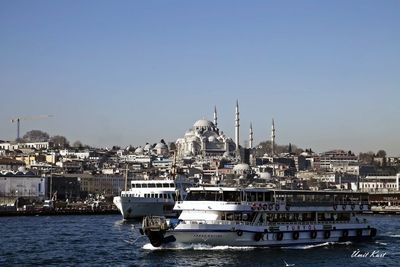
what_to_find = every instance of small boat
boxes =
[141,187,377,247]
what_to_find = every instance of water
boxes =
[1,214,399,266]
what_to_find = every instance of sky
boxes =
[0,0,399,155]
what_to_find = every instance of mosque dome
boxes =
[135,147,144,154]
[185,130,195,137]
[143,144,152,151]
[155,142,168,149]
[233,163,251,172]
[193,119,214,128]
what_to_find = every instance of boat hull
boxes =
[113,196,176,220]
[144,223,376,247]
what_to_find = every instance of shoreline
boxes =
[0,209,120,217]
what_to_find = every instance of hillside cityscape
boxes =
[1,104,399,212]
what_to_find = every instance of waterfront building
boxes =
[77,173,133,198]
[358,174,400,193]
[318,150,358,171]
[331,162,360,175]
[0,170,46,199]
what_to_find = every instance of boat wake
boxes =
[142,243,256,251]
[142,241,353,251]
[282,241,352,250]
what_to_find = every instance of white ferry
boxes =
[140,187,377,247]
[113,177,190,220]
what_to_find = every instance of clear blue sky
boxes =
[1,0,399,155]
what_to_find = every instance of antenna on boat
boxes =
[124,163,128,191]
[172,150,177,180]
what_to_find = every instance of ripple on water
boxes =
[0,214,399,266]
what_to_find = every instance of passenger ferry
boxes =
[113,176,190,220]
[141,186,377,247]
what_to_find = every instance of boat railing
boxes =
[289,201,369,207]
[181,218,367,227]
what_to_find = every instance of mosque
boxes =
[175,101,250,160]
[175,100,277,163]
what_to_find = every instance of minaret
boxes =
[213,106,218,128]
[249,123,253,149]
[235,100,240,156]
[271,118,275,155]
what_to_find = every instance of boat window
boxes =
[257,192,264,202]
[151,193,155,198]
[226,213,234,220]
[156,183,162,188]
[142,184,148,188]
[249,192,256,202]
[136,184,142,188]
[148,183,156,188]
[169,183,175,188]
[223,191,240,202]
[186,191,220,201]
[234,213,241,221]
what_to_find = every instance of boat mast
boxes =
[124,163,128,191]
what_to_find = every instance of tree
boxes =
[23,130,50,142]
[50,135,69,149]
[376,150,387,158]
[376,150,387,166]
[72,141,83,148]
[359,151,375,164]
[255,140,303,157]
[169,142,177,151]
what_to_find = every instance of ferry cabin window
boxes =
[156,183,162,188]
[245,192,272,202]
[149,183,156,188]
[257,192,264,202]
[223,191,240,202]
[246,192,257,202]
[186,191,221,201]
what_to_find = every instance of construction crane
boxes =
[10,115,53,140]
